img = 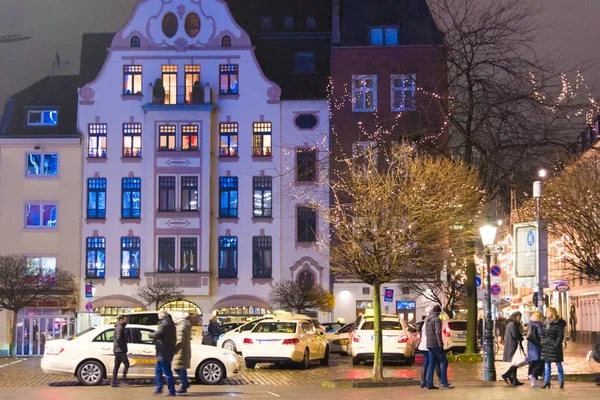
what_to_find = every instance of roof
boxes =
[79,32,115,86]
[0,75,80,138]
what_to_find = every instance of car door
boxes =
[301,321,320,358]
[89,328,117,373]
[126,327,156,377]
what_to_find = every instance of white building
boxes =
[77,0,329,324]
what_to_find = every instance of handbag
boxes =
[593,343,600,363]
[511,345,528,367]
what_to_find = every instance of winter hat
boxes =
[432,305,442,313]
[425,306,432,314]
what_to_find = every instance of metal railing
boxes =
[151,85,209,106]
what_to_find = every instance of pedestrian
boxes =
[208,316,223,346]
[425,305,451,390]
[526,311,545,386]
[541,306,566,389]
[149,310,177,396]
[111,315,130,388]
[418,306,441,389]
[501,311,525,386]
[173,312,192,394]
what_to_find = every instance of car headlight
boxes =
[223,352,237,363]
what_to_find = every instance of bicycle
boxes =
[479,336,500,355]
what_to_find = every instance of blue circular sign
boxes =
[490,265,502,277]
[490,284,502,296]
[527,230,535,247]
[475,276,482,287]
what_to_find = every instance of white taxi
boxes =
[325,323,354,355]
[40,324,239,386]
[216,317,268,354]
[242,317,329,369]
[350,314,415,365]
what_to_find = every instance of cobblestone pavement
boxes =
[0,342,598,388]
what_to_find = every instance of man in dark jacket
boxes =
[425,305,450,390]
[112,315,129,387]
[149,311,177,396]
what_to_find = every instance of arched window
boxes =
[185,13,201,38]
[221,35,232,47]
[162,13,178,38]
[298,270,315,289]
[160,299,202,315]
[130,35,141,48]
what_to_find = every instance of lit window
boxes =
[369,26,398,45]
[130,36,141,48]
[184,65,201,104]
[253,176,272,218]
[158,237,175,272]
[182,125,198,151]
[121,236,141,278]
[370,28,383,45]
[26,257,56,277]
[185,13,201,38]
[221,35,231,47]
[218,236,238,278]
[352,75,377,112]
[27,110,58,126]
[219,177,238,218]
[297,206,316,242]
[252,122,272,156]
[123,65,142,95]
[26,153,58,176]
[180,237,197,272]
[219,122,238,156]
[253,236,272,278]
[181,176,198,211]
[121,178,141,219]
[88,123,107,158]
[25,203,57,228]
[219,64,239,95]
[298,270,315,288]
[162,13,178,38]
[158,176,176,212]
[353,141,378,176]
[86,237,106,278]
[385,28,398,45]
[162,65,178,105]
[87,178,107,219]
[294,52,315,74]
[123,123,142,157]
[391,74,416,111]
[296,149,317,182]
[158,125,176,151]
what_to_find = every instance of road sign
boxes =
[475,276,482,287]
[85,284,94,298]
[384,288,394,303]
[505,294,512,302]
[85,302,94,312]
[491,265,502,277]
[490,284,502,297]
[556,283,570,292]
[491,276,502,285]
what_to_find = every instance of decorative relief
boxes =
[166,158,191,167]
[176,4,186,19]
[166,218,191,229]
[79,86,95,105]
[157,217,200,230]
[267,85,281,101]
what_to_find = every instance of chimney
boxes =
[332,0,340,43]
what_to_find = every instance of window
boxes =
[180,237,197,272]
[402,286,410,295]
[283,17,294,30]
[26,257,56,277]
[352,75,377,112]
[385,28,399,45]
[370,28,383,45]
[306,17,316,30]
[219,122,238,156]
[294,52,315,74]
[26,153,58,176]
[158,125,176,151]
[391,74,416,111]
[121,236,140,278]
[27,110,58,126]
[219,177,238,218]
[298,270,315,288]
[182,125,198,150]
[221,35,231,47]
[297,206,317,242]
[87,178,107,219]
[362,287,371,295]
[86,237,106,278]
[181,176,198,211]
[121,178,141,219]
[93,329,114,343]
[158,176,176,211]
[25,203,57,228]
[162,12,178,38]
[218,236,238,278]
[253,236,272,278]
[184,65,201,104]
[88,123,107,158]
[219,64,239,95]
[185,13,201,38]
[296,149,317,182]
[369,27,398,45]
[252,122,272,156]
[158,237,175,272]
[130,36,141,47]
[123,123,142,157]
[353,141,378,176]
[253,176,272,217]
[260,17,271,30]
[123,65,142,95]
[162,65,178,105]
[294,114,318,129]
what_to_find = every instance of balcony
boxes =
[145,271,210,294]
[142,83,216,112]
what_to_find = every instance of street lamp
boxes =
[533,170,546,313]
[479,222,497,382]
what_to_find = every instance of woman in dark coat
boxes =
[501,311,524,386]
[541,306,566,389]
[526,311,545,385]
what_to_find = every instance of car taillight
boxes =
[353,335,361,343]
[282,338,299,345]
[443,327,451,337]
[398,335,409,343]
[243,338,253,344]
[45,347,64,355]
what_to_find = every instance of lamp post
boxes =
[533,169,547,314]
[480,222,497,382]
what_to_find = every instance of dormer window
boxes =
[260,17,271,30]
[283,17,294,30]
[28,110,58,126]
[130,35,141,48]
[306,17,316,30]
[369,26,398,46]
[221,35,232,47]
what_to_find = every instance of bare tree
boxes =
[321,143,482,381]
[0,254,77,356]
[406,267,467,319]
[135,280,184,310]
[270,280,334,314]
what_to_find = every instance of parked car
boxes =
[216,317,269,354]
[242,316,329,369]
[41,324,239,386]
[221,322,245,333]
[442,319,467,353]
[325,323,354,355]
[322,322,343,333]
[122,311,203,338]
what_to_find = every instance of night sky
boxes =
[0,0,599,111]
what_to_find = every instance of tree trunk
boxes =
[371,284,384,381]
[10,309,19,357]
[465,241,478,354]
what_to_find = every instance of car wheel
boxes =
[352,356,360,366]
[320,346,330,366]
[223,340,237,353]
[245,360,257,369]
[300,348,310,369]
[197,359,225,385]
[76,360,105,386]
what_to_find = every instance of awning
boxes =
[91,294,147,310]
[212,295,272,311]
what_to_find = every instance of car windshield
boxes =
[448,321,468,331]
[253,322,297,333]
[325,323,342,332]
[361,320,402,330]
[66,327,95,340]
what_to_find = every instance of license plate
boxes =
[258,340,277,345]
[457,334,466,339]
[370,336,390,342]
